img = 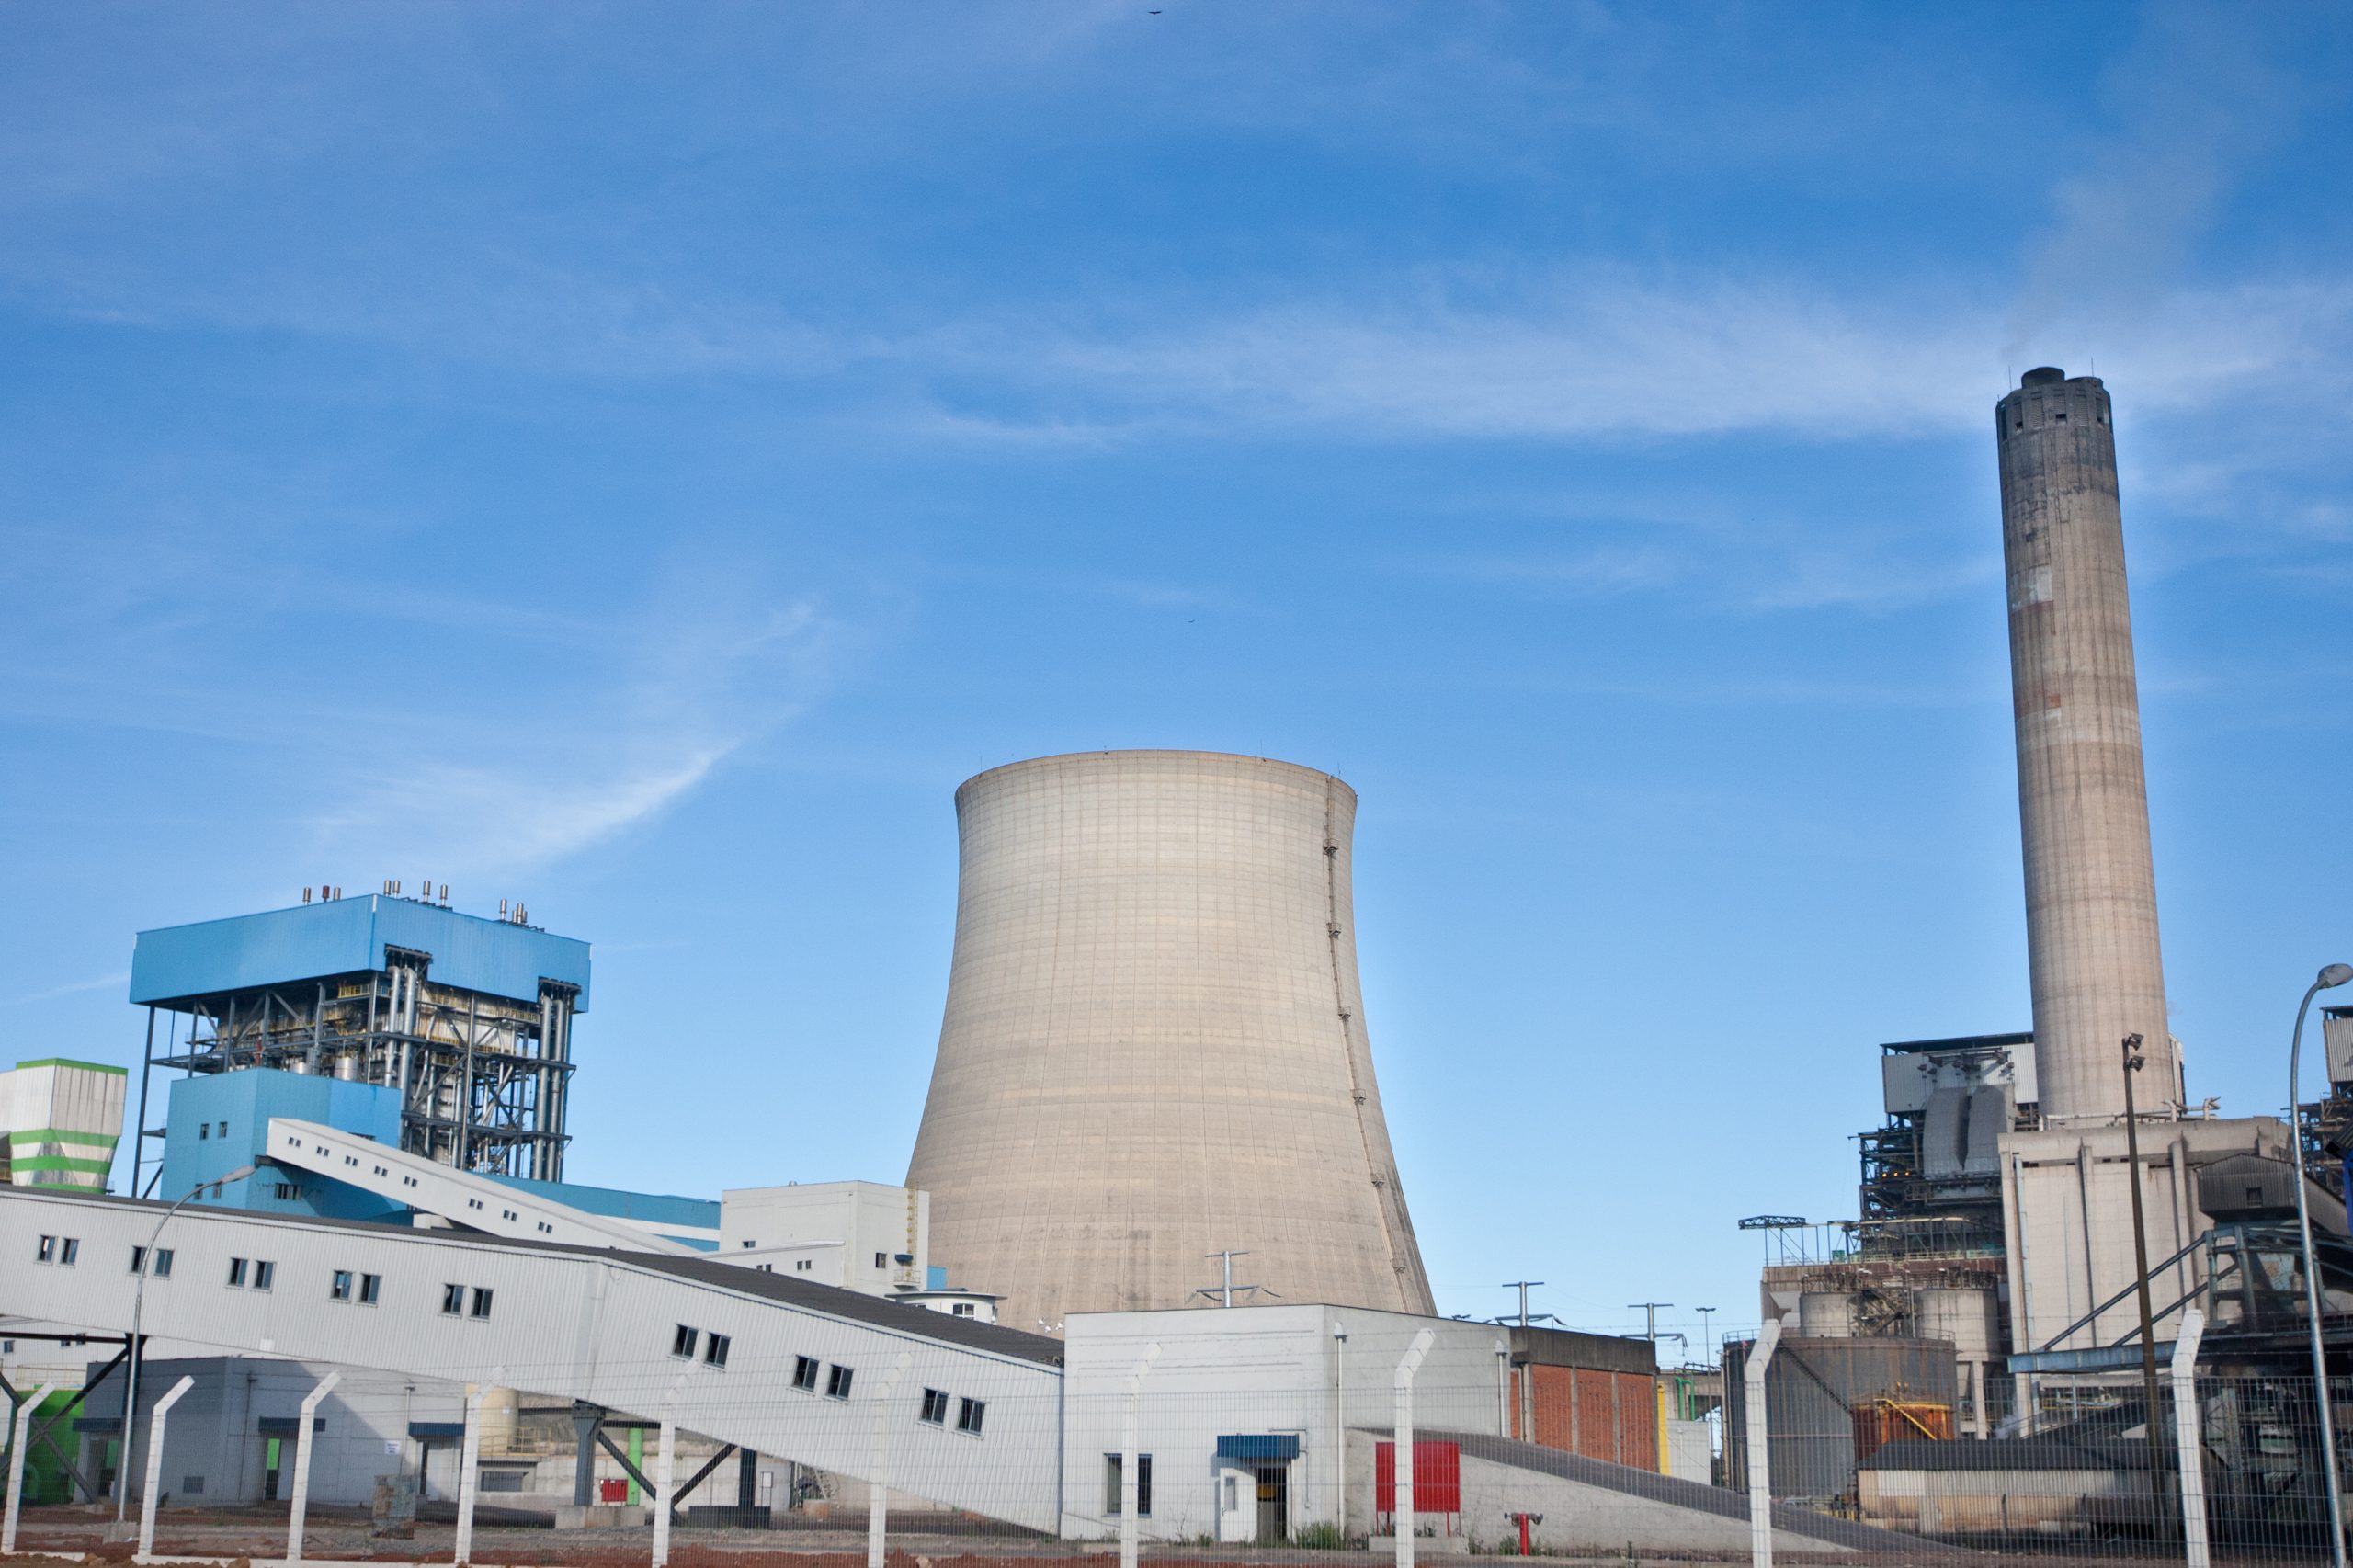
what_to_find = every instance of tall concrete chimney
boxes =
[1995,368,2175,1122]
[906,750,1436,1331]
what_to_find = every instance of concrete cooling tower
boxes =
[904,750,1436,1331]
[1995,368,2177,1121]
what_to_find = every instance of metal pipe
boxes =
[133,1009,155,1199]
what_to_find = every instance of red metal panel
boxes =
[1373,1440,1461,1514]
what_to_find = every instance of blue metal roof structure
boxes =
[130,897,590,1011]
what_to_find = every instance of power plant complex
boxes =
[2,364,2347,1563]
[1735,371,2353,1544]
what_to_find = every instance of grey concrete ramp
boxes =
[1416,1429,1970,1557]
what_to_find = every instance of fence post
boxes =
[1120,1344,1161,1568]
[868,1350,913,1568]
[652,1396,678,1568]
[451,1370,499,1567]
[1394,1327,1435,1568]
[2173,1308,2210,1568]
[136,1375,196,1563]
[1744,1322,1782,1568]
[284,1369,341,1563]
[2,1381,60,1557]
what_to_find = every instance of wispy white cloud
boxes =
[2003,2,2326,364]
[301,577,853,879]
[4,971,131,1006]
[309,748,730,877]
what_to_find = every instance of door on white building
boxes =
[1254,1464,1289,1544]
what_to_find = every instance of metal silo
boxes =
[1995,369,2175,1121]
[904,750,1436,1331]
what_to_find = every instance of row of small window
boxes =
[225,1257,278,1290]
[194,1120,230,1141]
[442,1284,495,1319]
[34,1234,83,1267]
[918,1387,987,1436]
[329,1269,382,1305]
[669,1324,733,1368]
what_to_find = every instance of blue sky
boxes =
[3,2,2348,1352]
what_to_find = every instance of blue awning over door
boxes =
[1216,1434,1301,1460]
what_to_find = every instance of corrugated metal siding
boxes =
[0,1187,1063,1528]
[131,898,592,1010]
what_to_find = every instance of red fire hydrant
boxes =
[1507,1512,1544,1555]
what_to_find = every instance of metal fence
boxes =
[1732,1318,2348,1567]
[2,1342,2348,1568]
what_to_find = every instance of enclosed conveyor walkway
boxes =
[262,1117,710,1254]
[0,1187,1064,1530]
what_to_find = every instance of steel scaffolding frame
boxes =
[131,957,577,1196]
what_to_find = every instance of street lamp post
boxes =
[2290,964,2353,1568]
[116,1166,254,1522]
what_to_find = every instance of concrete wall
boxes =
[2000,1115,2290,1357]
[907,751,1434,1330]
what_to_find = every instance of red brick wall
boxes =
[1510,1366,1656,1471]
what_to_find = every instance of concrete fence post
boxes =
[1120,1344,1161,1568]
[136,1375,196,1563]
[1744,1322,1782,1568]
[652,1399,679,1568]
[867,1350,913,1568]
[285,1369,342,1563]
[2173,1308,2211,1568]
[451,1369,500,1567]
[3,1381,61,1556]
[1394,1327,1435,1568]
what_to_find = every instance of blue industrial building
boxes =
[129,892,588,1191]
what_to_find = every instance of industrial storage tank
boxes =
[1798,1292,1859,1336]
[905,751,1436,1331]
[1723,1335,1959,1506]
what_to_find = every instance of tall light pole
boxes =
[1697,1308,1718,1358]
[117,1167,253,1522]
[1629,1303,1674,1352]
[2120,1035,2165,1470]
[2292,966,2353,1568]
